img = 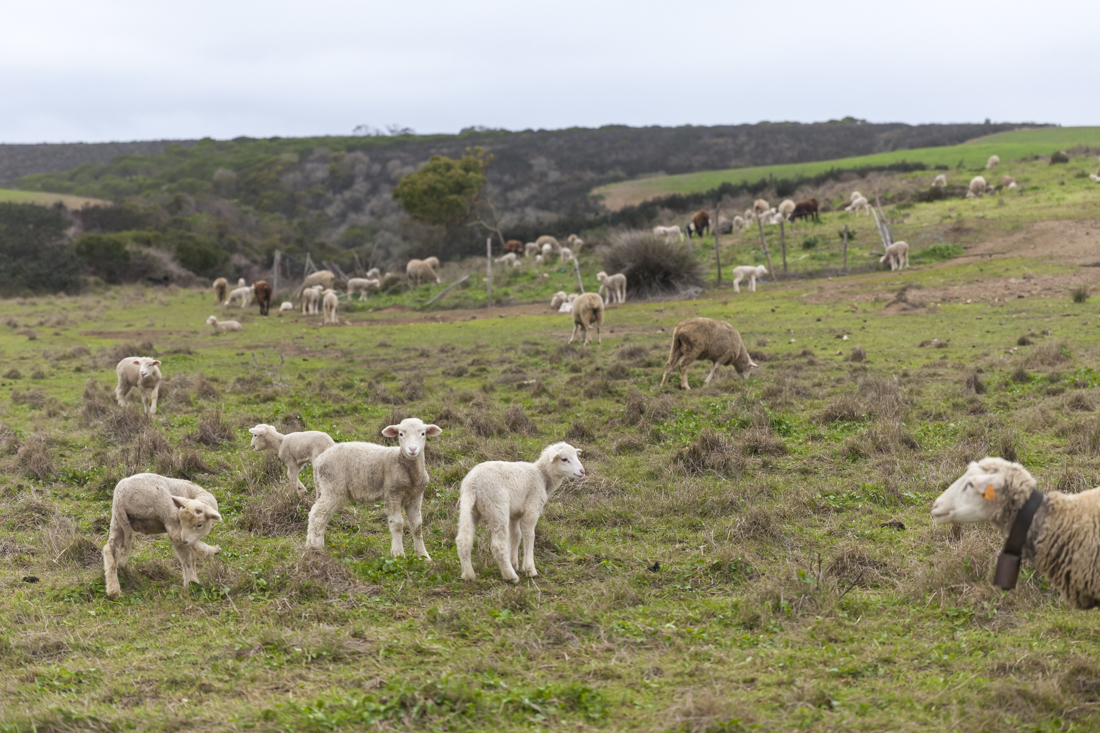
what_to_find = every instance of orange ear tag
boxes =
[983,484,996,501]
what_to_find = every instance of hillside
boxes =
[0,140,197,187]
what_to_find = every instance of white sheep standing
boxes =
[494,252,519,264]
[985,154,1000,169]
[279,301,294,312]
[559,247,575,264]
[300,285,324,314]
[206,315,243,333]
[777,199,795,221]
[407,258,441,286]
[541,242,554,257]
[365,267,382,279]
[115,356,162,415]
[596,271,627,304]
[456,443,585,582]
[248,424,336,496]
[322,288,339,324]
[524,242,540,257]
[567,234,585,249]
[653,225,684,243]
[932,174,947,187]
[102,473,222,599]
[731,265,768,294]
[967,175,991,199]
[880,241,910,271]
[536,235,561,253]
[846,196,871,216]
[305,418,442,557]
[227,284,253,308]
[346,277,381,300]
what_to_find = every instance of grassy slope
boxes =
[0,188,111,209]
[593,127,1100,209]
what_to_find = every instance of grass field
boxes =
[0,188,112,210]
[594,127,1100,210]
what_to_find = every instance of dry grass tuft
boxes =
[3,367,21,380]
[502,405,536,435]
[42,515,102,568]
[963,369,986,395]
[1022,341,1070,369]
[675,429,746,478]
[565,420,595,444]
[845,346,867,362]
[1063,390,1094,412]
[402,373,425,401]
[623,389,646,425]
[99,407,150,444]
[17,434,55,480]
[466,409,505,438]
[189,409,235,447]
[0,423,20,455]
[239,482,313,536]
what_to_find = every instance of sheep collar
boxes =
[993,488,1045,591]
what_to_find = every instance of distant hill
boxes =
[0,140,197,187]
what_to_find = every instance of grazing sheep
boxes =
[495,252,519,264]
[456,443,585,582]
[931,456,1100,610]
[732,215,746,231]
[744,208,756,223]
[850,191,863,203]
[559,247,575,264]
[790,198,820,223]
[752,199,770,217]
[550,291,570,310]
[985,155,1000,169]
[1009,181,1020,188]
[248,424,336,496]
[504,239,524,256]
[252,280,273,316]
[777,199,796,221]
[115,356,162,415]
[322,289,339,324]
[279,301,294,312]
[967,175,992,198]
[347,277,380,300]
[524,242,541,257]
[213,277,228,304]
[661,317,758,390]
[932,174,947,187]
[102,473,222,599]
[541,243,554,257]
[300,285,323,315]
[1090,174,1100,183]
[305,418,442,558]
[692,210,710,238]
[596,271,627,304]
[567,234,585,249]
[1001,175,1016,187]
[295,270,335,297]
[227,285,253,308]
[653,225,684,243]
[365,267,382,279]
[568,292,604,346]
[536,235,561,253]
[880,241,910,271]
[846,196,871,216]
[731,264,768,294]
[207,315,243,333]
[406,258,441,286]
[535,254,544,264]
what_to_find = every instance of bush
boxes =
[1072,285,1089,304]
[74,234,132,284]
[602,231,704,299]
[170,231,225,277]
[0,203,82,296]
[801,236,819,250]
[1050,150,1070,164]
[911,243,965,264]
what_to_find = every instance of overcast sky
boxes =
[2,0,1094,144]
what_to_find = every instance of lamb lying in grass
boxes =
[249,424,336,496]
[103,473,222,599]
[661,317,758,390]
[115,356,162,415]
[457,442,585,582]
[306,418,442,558]
[207,315,243,333]
[932,456,1100,609]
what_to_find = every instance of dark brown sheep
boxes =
[790,198,819,222]
[252,280,273,316]
[687,210,710,239]
[504,239,524,255]
[660,317,757,390]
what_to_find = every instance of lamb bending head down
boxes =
[382,418,442,459]
[173,495,223,547]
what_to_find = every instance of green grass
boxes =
[0,188,111,209]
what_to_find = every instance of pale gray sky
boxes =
[2,0,1094,143]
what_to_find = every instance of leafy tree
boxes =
[0,203,81,296]
[74,233,132,283]
[171,231,226,277]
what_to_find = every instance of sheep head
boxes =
[541,442,586,481]
[171,495,222,546]
[931,457,1032,525]
[248,424,278,451]
[134,358,160,380]
[382,417,442,459]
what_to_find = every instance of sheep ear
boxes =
[132,360,141,365]
[574,449,583,455]
[248,427,262,436]
[205,508,222,521]
[381,425,399,438]
[152,360,160,366]
[171,495,188,509]
[425,424,442,437]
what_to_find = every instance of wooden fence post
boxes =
[572,258,585,294]
[714,202,722,287]
[779,219,788,273]
[843,224,849,271]
[756,219,775,277]
[486,237,492,308]
[271,250,281,296]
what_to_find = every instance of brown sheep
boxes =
[660,317,758,390]
[294,270,335,297]
[213,277,228,304]
[687,210,710,239]
[568,293,604,346]
[252,280,273,316]
[504,239,524,255]
[790,198,819,222]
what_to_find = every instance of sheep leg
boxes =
[703,359,723,386]
[679,351,701,390]
[148,384,159,416]
[385,498,406,557]
[115,380,131,408]
[456,499,480,581]
[733,276,742,294]
[660,342,683,388]
[519,515,539,578]
[102,518,130,600]
[192,540,221,558]
[172,542,200,587]
[488,514,519,583]
[568,323,581,345]
[287,463,307,496]
[305,494,345,550]
[509,518,522,570]
[404,495,431,560]
[749,276,756,293]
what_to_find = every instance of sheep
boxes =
[932,174,947,187]
[790,198,820,223]
[653,225,684,243]
[322,288,339,324]
[535,254,544,264]
[227,284,253,308]
[850,191,863,203]
[279,301,294,312]
[102,473,222,599]
[536,235,561,252]
[423,256,440,269]
[252,280,273,316]
[558,301,574,313]
[494,252,519,264]
[1090,174,1100,183]
[752,199,770,217]
[237,278,246,287]
[206,315,243,333]
[731,265,768,294]
[777,199,796,221]
[985,154,1000,169]
[365,267,382,279]
[504,239,524,256]
[744,208,755,223]
[567,234,585,249]
[568,292,604,346]
[294,270,335,297]
[549,291,569,310]
[248,424,336,496]
[406,258,441,286]
[456,443,585,582]
[301,285,323,315]
[596,271,627,304]
[732,215,746,231]
[524,242,541,257]
[213,277,228,304]
[559,247,575,264]
[115,356,162,415]
[541,242,554,257]
[880,241,910,271]
[305,418,442,558]
[1001,175,1016,187]
[846,196,871,216]
[1009,181,1020,188]
[967,175,992,198]
[346,277,380,300]
[660,317,758,390]
[931,456,1100,610]
[689,210,710,238]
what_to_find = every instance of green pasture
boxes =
[0,188,110,209]
[3,245,1100,731]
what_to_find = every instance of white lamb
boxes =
[985,155,1000,169]
[102,473,222,599]
[237,278,246,287]
[524,242,540,257]
[1089,174,1100,183]
[248,424,336,496]
[227,285,253,308]
[365,267,382,279]
[322,288,339,324]
[206,315,243,333]
[279,301,294,312]
[559,247,575,264]
[535,254,544,264]
[495,252,518,264]
[846,196,871,216]
[732,215,746,231]
[541,243,553,257]
[653,225,684,243]
[115,356,162,415]
[346,277,380,300]
[549,291,571,310]
[967,176,991,199]
[731,265,768,294]
[558,301,574,313]
[456,442,585,582]
[850,191,863,203]
[932,174,947,187]
[880,241,910,271]
[777,199,795,220]
[301,285,323,314]
[596,271,627,304]
[567,234,585,248]
[306,418,442,557]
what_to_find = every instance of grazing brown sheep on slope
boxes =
[568,293,604,346]
[790,198,820,222]
[661,317,758,390]
[213,277,228,304]
[252,280,273,316]
[504,239,524,255]
[687,210,710,239]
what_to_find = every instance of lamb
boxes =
[744,208,756,223]
[568,292,604,346]
[596,271,627,304]
[535,254,544,264]
[305,418,442,558]
[541,243,554,257]
[661,317,758,390]
[850,191,863,203]
[456,443,585,582]
[931,456,1100,610]
[731,264,767,293]
[213,277,228,304]
[423,256,440,269]
[1090,174,1100,183]
[365,267,382,279]
[732,215,746,231]
[777,199,796,220]
[559,247,575,264]
[653,225,684,243]
[846,196,871,216]
[406,258,441,286]
[495,252,519,264]
[985,154,1000,169]
[558,301,574,313]
[536,235,561,252]
[567,234,585,249]
[279,301,294,312]
[550,291,570,310]
[932,174,947,187]
[301,285,323,315]
[237,278,246,287]
[295,269,335,297]
[524,242,541,257]
[115,356,162,415]
[879,241,910,271]
[252,280,273,316]
[322,288,339,324]
[248,424,336,496]
[752,199,770,217]
[1001,175,1016,187]
[967,175,991,198]
[227,284,253,308]
[206,315,243,333]
[346,277,380,299]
